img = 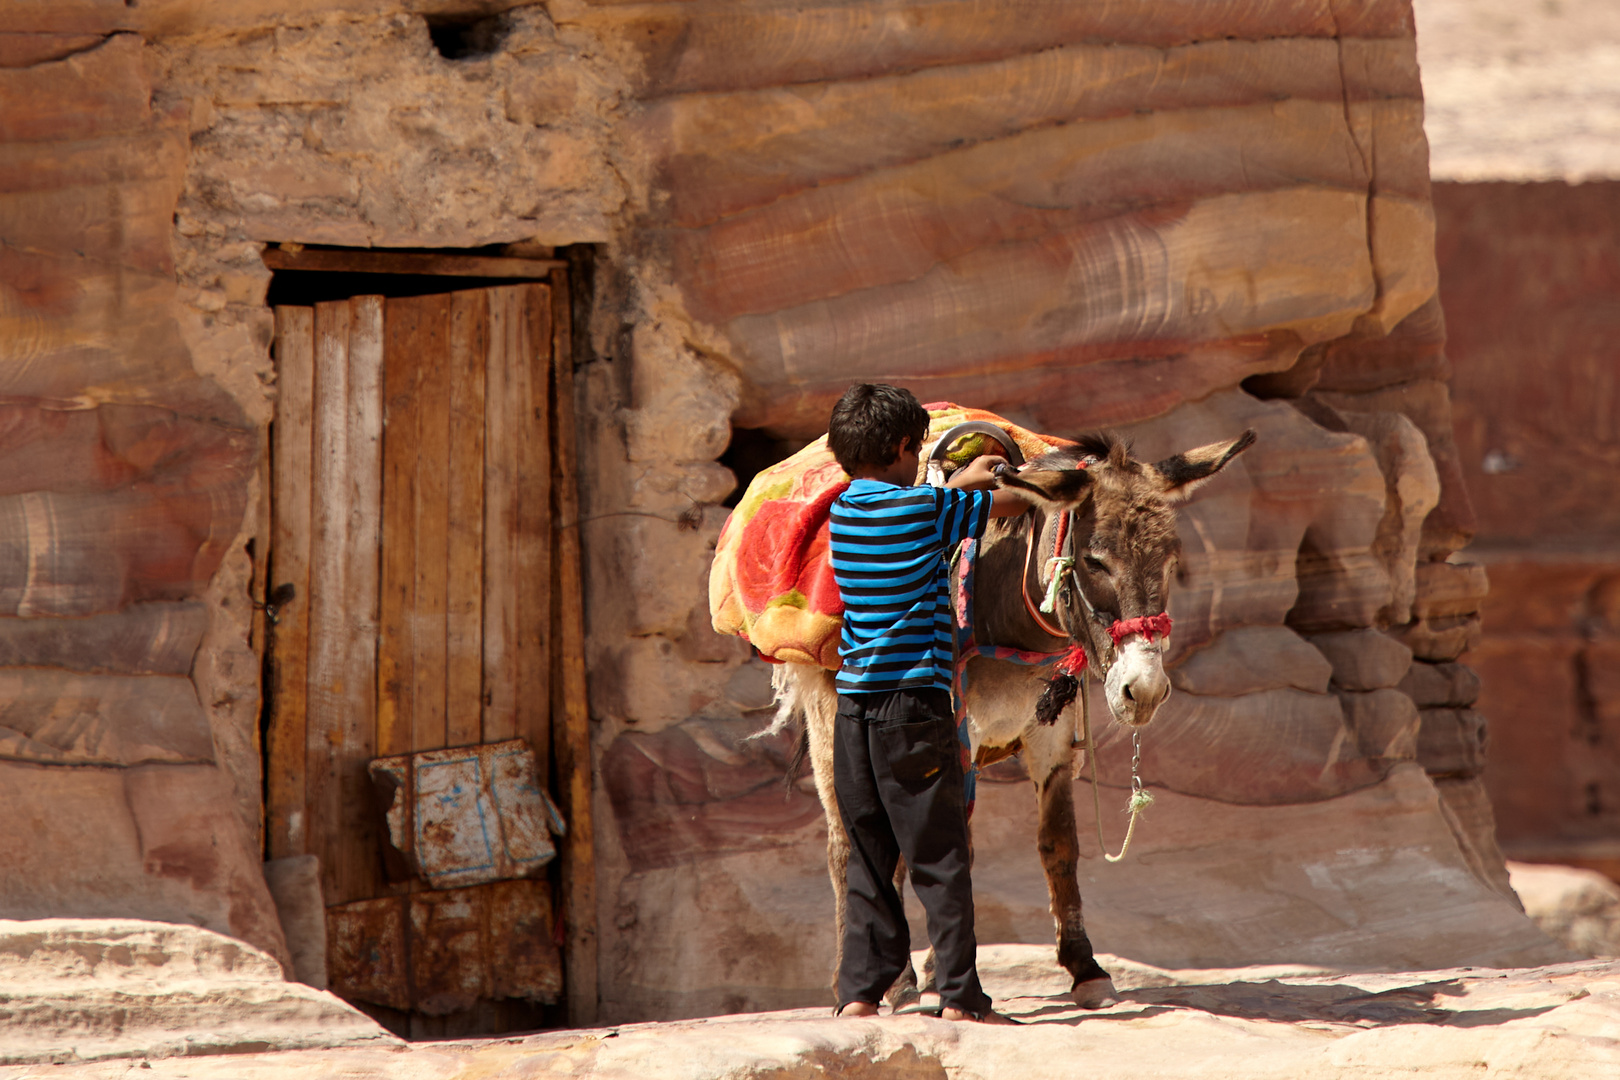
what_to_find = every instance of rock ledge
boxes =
[0,919,397,1065]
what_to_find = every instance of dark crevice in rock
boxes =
[425,13,511,61]
[0,32,118,70]
[716,428,808,508]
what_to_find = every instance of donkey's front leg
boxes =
[1026,727,1118,1008]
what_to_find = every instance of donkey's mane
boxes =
[986,430,1179,548]
[1028,432,1132,472]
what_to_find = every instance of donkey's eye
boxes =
[1082,555,1109,573]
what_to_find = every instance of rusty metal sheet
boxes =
[487,879,562,1004]
[409,887,491,1016]
[369,738,563,890]
[326,896,409,1011]
[490,743,559,866]
[414,751,499,885]
[408,880,562,1015]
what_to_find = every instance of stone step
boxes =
[0,919,397,1066]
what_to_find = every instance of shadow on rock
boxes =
[1112,978,1561,1029]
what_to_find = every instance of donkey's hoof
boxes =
[887,984,924,1011]
[1071,976,1119,1009]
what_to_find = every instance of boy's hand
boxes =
[946,455,1006,491]
[947,454,1031,517]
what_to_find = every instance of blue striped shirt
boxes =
[830,480,992,694]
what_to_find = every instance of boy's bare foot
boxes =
[838,1001,881,1017]
[940,1007,1020,1024]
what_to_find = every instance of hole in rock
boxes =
[425,13,509,60]
[1241,344,1328,401]
[718,428,811,508]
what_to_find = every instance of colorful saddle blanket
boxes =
[708,403,1070,670]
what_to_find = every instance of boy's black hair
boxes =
[827,384,931,474]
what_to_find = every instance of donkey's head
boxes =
[993,429,1256,728]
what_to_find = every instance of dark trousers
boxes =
[833,686,992,1017]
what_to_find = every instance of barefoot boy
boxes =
[825,384,1028,1022]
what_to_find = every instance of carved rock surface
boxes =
[0,669,214,767]
[1339,686,1421,761]
[0,918,391,1065]
[0,762,292,975]
[1335,409,1440,624]
[0,604,205,675]
[1388,611,1483,662]
[1414,560,1490,621]
[1169,626,1332,697]
[1308,628,1414,690]
[1417,708,1489,778]
[606,2,1436,437]
[1397,659,1481,709]
[0,13,317,979]
[1434,775,1518,903]
[1087,682,1383,806]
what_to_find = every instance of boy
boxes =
[826,384,1028,1023]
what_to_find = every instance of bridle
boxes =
[926,423,1172,673]
[1020,502,1073,640]
[1018,488,1173,643]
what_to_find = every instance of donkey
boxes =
[771,428,1255,1009]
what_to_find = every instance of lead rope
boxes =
[1079,669,1153,862]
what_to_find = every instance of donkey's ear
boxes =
[1149,429,1256,502]
[995,467,1095,506]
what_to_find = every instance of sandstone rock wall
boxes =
[1433,180,1620,877]
[0,0,1547,1029]
[0,27,287,971]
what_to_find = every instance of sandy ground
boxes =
[6,944,1616,1080]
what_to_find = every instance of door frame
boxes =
[255,251,597,1029]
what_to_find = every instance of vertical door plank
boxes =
[267,305,314,861]
[548,268,598,1026]
[481,289,519,744]
[412,295,453,753]
[377,299,421,760]
[515,284,553,778]
[305,300,351,904]
[446,290,488,749]
[338,294,386,904]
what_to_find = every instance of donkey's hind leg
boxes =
[884,862,923,1010]
[787,663,853,1008]
[1025,722,1118,1009]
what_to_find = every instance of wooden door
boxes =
[264,277,595,1033]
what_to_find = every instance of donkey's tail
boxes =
[745,662,836,791]
[746,662,808,742]
[783,724,811,792]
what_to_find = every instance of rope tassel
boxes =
[1040,555,1073,613]
[1035,645,1087,725]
